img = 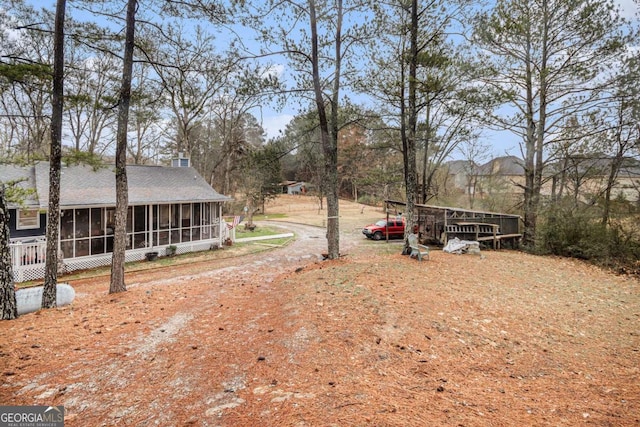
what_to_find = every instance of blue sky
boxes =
[21,0,640,160]
[258,0,638,160]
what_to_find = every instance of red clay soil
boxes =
[1,196,639,426]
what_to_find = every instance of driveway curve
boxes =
[69,220,381,290]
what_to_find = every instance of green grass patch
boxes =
[235,225,287,238]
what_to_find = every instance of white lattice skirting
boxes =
[11,240,221,283]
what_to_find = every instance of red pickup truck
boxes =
[362,217,405,240]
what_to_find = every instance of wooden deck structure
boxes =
[384,200,523,249]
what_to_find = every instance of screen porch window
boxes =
[151,202,216,246]
[60,208,107,258]
[57,202,220,259]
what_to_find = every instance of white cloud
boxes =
[262,114,294,140]
[263,63,285,79]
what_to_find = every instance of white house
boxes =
[1,161,231,282]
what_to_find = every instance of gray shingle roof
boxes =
[1,162,230,208]
[479,156,525,176]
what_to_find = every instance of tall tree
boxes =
[474,0,630,247]
[42,0,66,309]
[278,111,327,205]
[458,138,491,209]
[308,0,341,259]
[0,2,55,161]
[110,0,137,294]
[0,185,17,320]
[239,141,283,225]
[337,121,369,201]
[416,48,483,204]
[366,0,477,250]
[403,0,419,250]
[205,66,277,195]
[146,26,228,157]
[64,52,119,155]
[244,0,375,259]
[127,62,165,164]
[601,56,640,224]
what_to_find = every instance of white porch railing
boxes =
[9,239,48,283]
[9,233,224,283]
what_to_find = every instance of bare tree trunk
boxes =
[602,150,624,225]
[246,198,254,227]
[224,154,232,196]
[110,0,136,294]
[401,0,419,253]
[523,0,549,249]
[468,174,478,209]
[309,0,340,259]
[42,0,66,308]
[522,16,537,249]
[0,185,17,320]
[601,102,631,225]
[420,102,431,204]
[557,156,568,200]
[326,0,343,259]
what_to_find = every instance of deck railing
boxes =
[9,229,224,283]
[10,239,47,267]
[9,239,47,283]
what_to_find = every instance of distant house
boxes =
[281,181,307,195]
[446,155,640,204]
[444,160,474,191]
[1,161,230,282]
[445,156,530,202]
[476,156,533,198]
[547,155,640,203]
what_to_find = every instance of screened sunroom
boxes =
[58,202,221,259]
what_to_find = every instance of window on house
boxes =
[126,206,133,233]
[181,204,191,242]
[171,204,181,243]
[159,205,169,229]
[16,209,40,230]
[157,204,169,244]
[171,204,180,228]
[202,203,210,225]
[75,209,89,238]
[192,203,201,241]
[61,209,74,239]
[90,208,105,255]
[134,206,146,232]
[132,205,147,249]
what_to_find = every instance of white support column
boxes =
[148,204,154,248]
[218,202,224,247]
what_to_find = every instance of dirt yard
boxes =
[1,195,639,426]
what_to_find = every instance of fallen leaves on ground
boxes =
[1,196,638,426]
